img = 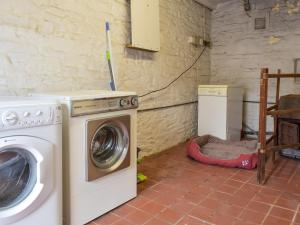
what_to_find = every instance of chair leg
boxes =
[257,150,266,184]
[272,150,275,164]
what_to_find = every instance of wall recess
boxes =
[254,17,266,30]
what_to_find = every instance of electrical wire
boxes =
[139,47,206,98]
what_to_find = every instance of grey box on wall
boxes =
[128,0,160,52]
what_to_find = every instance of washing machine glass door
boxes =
[0,136,54,225]
[87,115,130,181]
[91,121,129,169]
[0,148,37,210]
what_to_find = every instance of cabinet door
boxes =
[198,96,227,139]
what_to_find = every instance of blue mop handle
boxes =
[106,22,110,31]
[105,21,117,91]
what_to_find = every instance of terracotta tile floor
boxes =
[87,143,300,225]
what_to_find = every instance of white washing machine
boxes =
[31,90,138,225]
[0,100,62,225]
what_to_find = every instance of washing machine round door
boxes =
[0,136,54,225]
[0,148,37,210]
[90,120,129,170]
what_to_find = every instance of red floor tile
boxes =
[269,206,295,221]
[196,185,214,196]
[151,183,174,193]
[153,192,181,206]
[217,184,238,194]
[157,208,184,224]
[125,209,152,225]
[246,201,271,214]
[143,218,170,225]
[112,204,136,217]
[238,209,266,224]
[169,198,196,214]
[224,179,245,188]
[238,183,261,196]
[209,191,232,203]
[177,216,206,225]
[127,195,150,208]
[228,195,251,208]
[262,215,291,225]
[139,188,161,199]
[275,192,300,211]
[259,187,282,197]
[140,201,165,215]
[199,198,220,210]
[182,191,207,204]
[231,171,254,182]
[295,211,300,224]
[216,203,244,218]
[210,212,236,225]
[188,205,214,222]
[234,189,256,201]
[252,192,278,205]
[112,219,133,225]
[92,213,120,225]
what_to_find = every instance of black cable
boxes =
[139,47,206,98]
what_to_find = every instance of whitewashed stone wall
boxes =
[0,0,211,156]
[211,0,300,133]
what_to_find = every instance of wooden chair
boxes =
[258,68,300,184]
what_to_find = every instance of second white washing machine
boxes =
[0,100,62,225]
[31,90,138,225]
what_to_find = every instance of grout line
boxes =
[291,204,300,225]
[288,164,299,184]
[287,170,297,184]
[151,206,184,225]
[111,216,130,225]
[260,192,282,224]
[186,215,216,225]
[259,205,272,224]
[236,184,259,219]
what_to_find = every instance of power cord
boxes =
[139,46,206,98]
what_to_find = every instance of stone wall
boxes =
[211,0,300,133]
[0,0,211,156]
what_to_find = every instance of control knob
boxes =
[119,98,129,107]
[131,96,138,106]
[23,111,30,117]
[2,111,18,126]
[35,110,43,116]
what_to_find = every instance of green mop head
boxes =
[137,172,147,183]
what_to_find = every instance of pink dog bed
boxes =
[186,135,258,169]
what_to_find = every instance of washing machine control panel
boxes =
[0,104,62,131]
[71,95,138,117]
